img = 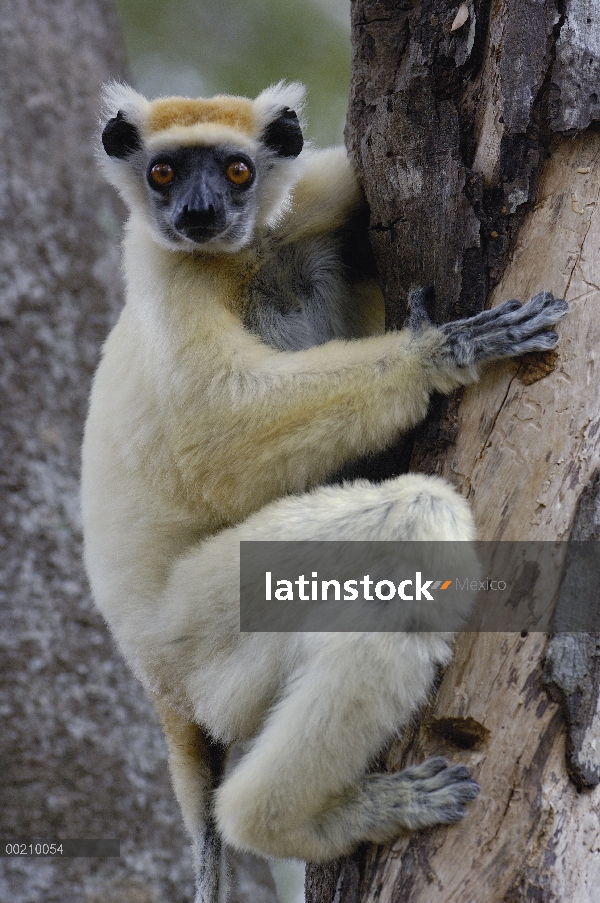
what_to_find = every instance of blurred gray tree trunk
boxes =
[307,1,600,901]
[0,1,195,901]
[0,3,279,903]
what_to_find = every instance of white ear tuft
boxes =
[253,81,307,134]
[100,82,150,128]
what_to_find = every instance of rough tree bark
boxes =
[306,1,600,901]
[0,3,279,903]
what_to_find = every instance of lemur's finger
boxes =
[505,330,559,355]
[469,328,559,363]
[401,756,448,780]
[503,293,568,328]
[495,291,557,323]
[440,298,522,334]
[467,297,522,327]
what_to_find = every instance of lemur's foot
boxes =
[358,756,479,841]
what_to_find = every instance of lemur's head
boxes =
[99,82,305,253]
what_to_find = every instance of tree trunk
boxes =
[0,4,279,903]
[307,1,600,900]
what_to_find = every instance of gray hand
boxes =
[440,291,568,367]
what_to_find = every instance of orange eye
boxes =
[226,160,252,186]
[150,162,175,186]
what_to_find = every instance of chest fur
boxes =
[243,234,364,351]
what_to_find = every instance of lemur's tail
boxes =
[193,812,228,903]
[151,695,229,903]
[193,737,229,903]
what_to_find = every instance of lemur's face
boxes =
[100,96,304,254]
[144,144,258,250]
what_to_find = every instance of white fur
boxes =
[82,85,481,902]
[253,80,306,135]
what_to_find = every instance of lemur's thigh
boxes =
[220,471,474,545]
[161,474,475,637]
[151,472,475,721]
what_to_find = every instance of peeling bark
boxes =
[550,0,600,132]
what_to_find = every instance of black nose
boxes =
[173,191,227,242]
[175,202,219,234]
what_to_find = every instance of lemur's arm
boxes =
[276,148,365,243]
[164,285,567,515]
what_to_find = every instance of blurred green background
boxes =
[114,0,351,146]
